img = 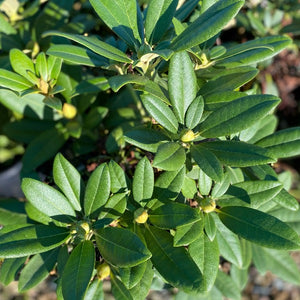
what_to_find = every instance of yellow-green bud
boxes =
[134,208,149,224]
[62,103,77,119]
[97,262,111,280]
[181,130,196,142]
[199,197,216,213]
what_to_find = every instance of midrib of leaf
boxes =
[217,232,241,266]
[75,245,84,297]
[0,74,31,86]
[156,146,183,165]
[219,210,298,245]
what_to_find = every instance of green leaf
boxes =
[198,95,280,138]
[218,206,300,250]
[198,67,258,96]
[153,142,186,171]
[83,280,104,300]
[118,262,147,289]
[204,213,217,241]
[255,127,300,159]
[211,172,230,198]
[124,127,168,152]
[95,227,151,267]
[189,234,219,291]
[214,270,240,300]
[47,56,62,81]
[44,31,132,63]
[201,141,275,167]
[47,44,108,66]
[252,245,300,285]
[109,74,148,92]
[145,0,178,44]
[190,144,223,182]
[22,127,68,172]
[62,241,95,300]
[212,213,243,267]
[0,198,27,226]
[35,52,48,81]
[74,77,109,98]
[53,153,83,212]
[22,178,76,223]
[0,225,70,258]
[185,96,204,129]
[141,94,178,134]
[128,260,154,300]
[18,248,59,292]
[272,189,299,211]
[133,157,154,206]
[144,225,203,293]
[216,35,292,67]
[89,0,142,48]
[84,163,110,217]
[218,180,282,209]
[149,202,201,229]
[111,273,134,300]
[9,49,38,84]
[43,96,62,111]
[148,167,186,208]
[170,0,244,51]
[198,168,212,196]
[98,193,127,220]
[175,0,200,21]
[230,264,249,290]
[0,69,33,92]
[168,51,197,123]
[0,257,27,285]
[181,176,197,199]
[174,218,203,247]
[108,160,128,193]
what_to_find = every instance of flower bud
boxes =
[134,208,149,224]
[97,262,111,280]
[62,103,77,119]
[199,197,216,213]
[181,130,196,142]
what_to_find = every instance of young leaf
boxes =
[255,127,300,159]
[170,0,244,51]
[0,257,27,285]
[149,202,201,229]
[168,51,197,123]
[153,142,186,171]
[9,49,38,84]
[84,163,110,217]
[252,245,300,285]
[185,96,204,129]
[98,192,127,220]
[124,127,168,152]
[218,180,282,208]
[108,160,128,193]
[95,227,151,267]
[145,0,178,45]
[144,225,204,293]
[22,178,76,222]
[18,248,59,292]
[201,141,275,167]
[216,35,292,67]
[141,94,178,134]
[47,56,62,81]
[189,234,219,291]
[0,69,33,92]
[47,44,108,67]
[174,218,203,247]
[133,157,154,206]
[53,153,83,212]
[118,262,147,289]
[35,52,48,81]
[198,95,280,138]
[212,213,243,268]
[218,206,300,250]
[89,0,142,48]
[204,213,216,241]
[198,168,213,196]
[0,225,70,258]
[191,144,223,182]
[181,176,197,199]
[43,31,132,63]
[62,241,95,300]
[211,172,230,199]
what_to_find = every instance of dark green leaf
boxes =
[198,168,212,196]
[185,96,204,129]
[168,51,197,123]
[149,202,201,229]
[218,206,300,250]
[53,153,83,212]
[109,74,148,92]
[108,160,127,193]
[111,273,134,300]
[83,280,104,300]
[171,0,244,51]
[95,227,151,267]
[98,193,127,220]
[0,225,70,258]
[0,257,27,285]
[84,163,110,217]
[62,241,95,300]
[118,262,147,289]
[144,225,204,292]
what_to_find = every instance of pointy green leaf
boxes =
[109,74,148,92]
[0,257,27,285]
[0,69,32,92]
[98,193,127,220]
[35,52,48,81]
[108,160,127,193]
[204,213,216,242]
[111,272,134,300]
[218,206,300,250]
[168,51,197,123]
[214,270,240,300]
[0,225,70,258]
[170,0,244,51]
[95,227,151,267]
[185,96,204,129]
[84,163,110,217]
[118,262,147,289]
